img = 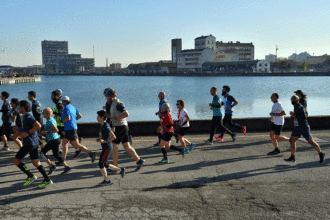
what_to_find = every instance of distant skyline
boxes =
[1,0,330,67]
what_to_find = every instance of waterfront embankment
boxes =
[76,115,330,137]
[38,71,330,77]
[0,76,41,85]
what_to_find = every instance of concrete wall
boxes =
[0,76,41,85]
[76,116,330,137]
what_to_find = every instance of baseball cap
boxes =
[61,96,70,101]
[106,90,116,97]
[104,88,110,94]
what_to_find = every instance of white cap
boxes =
[61,96,70,102]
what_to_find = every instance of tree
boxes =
[298,62,308,71]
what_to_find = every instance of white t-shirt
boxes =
[271,102,285,125]
[178,108,190,128]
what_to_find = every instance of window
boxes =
[259,64,262,67]
[265,64,268,67]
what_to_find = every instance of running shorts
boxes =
[113,125,129,145]
[270,123,283,135]
[161,132,173,142]
[291,126,312,140]
[63,130,79,142]
[178,127,189,136]
[0,122,12,138]
[15,144,39,160]
[99,149,111,169]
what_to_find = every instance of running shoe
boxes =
[268,148,280,155]
[181,148,185,158]
[99,180,112,186]
[0,146,10,151]
[319,152,326,164]
[242,126,247,136]
[189,143,196,151]
[61,167,72,175]
[89,152,96,163]
[185,150,190,154]
[107,169,119,174]
[73,149,82,158]
[159,158,169,163]
[232,133,237,142]
[135,158,145,171]
[38,180,53,189]
[55,161,63,166]
[48,165,58,175]
[204,139,213,145]
[120,168,126,178]
[285,155,296,163]
[23,176,38,186]
[214,136,223,141]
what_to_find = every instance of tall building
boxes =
[215,41,255,61]
[110,63,121,70]
[41,40,94,73]
[195,35,216,50]
[171,39,182,63]
[265,54,276,62]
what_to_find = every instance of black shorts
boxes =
[63,130,79,142]
[15,144,39,160]
[0,122,12,138]
[58,126,64,138]
[113,125,129,145]
[161,132,173,142]
[99,149,111,169]
[270,123,283,135]
[178,127,189,136]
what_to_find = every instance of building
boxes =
[265,54,276,62]
[216,41,254,61]
[128,61,177,74]
[194,35,216,50]
[41,40,95,73]
[177,48,215,73]
[202,60,270,73]
[171,39,182,63]
[215,51,239,62]
[110,63,121,70]
[288,52,310,62]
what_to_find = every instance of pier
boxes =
[0,76,41,85]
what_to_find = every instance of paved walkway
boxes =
[1,130,330,219]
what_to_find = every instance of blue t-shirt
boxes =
[31,100,43,122]
[158,98,167,116]
[62,104,79,131]
[223,94,235,114]
[99,122,113,150]
[21,112,39,146]
[1,100,12,124]
[11,107,21,128]
[212,94,222,117]
[45,118,59,141]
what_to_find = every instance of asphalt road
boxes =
[1,130,330,219]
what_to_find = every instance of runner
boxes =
[106,89,145,171]
[294,90,307,113]
[12,100,52,188]
[51,89,82,158]
[158,102,184,163]
[176,99,195,153]
[61,96,96,171]
[155,92,168,145]
[268,93,290,155]
[96,110,125,186]
[103,88,114,130]
[218,85,246,139]
[9,98,23,148]
[28,91,44,148]
[40,108,72,175]
[0,91,12,151]
[285,95,326,163]
[205,87,236,145]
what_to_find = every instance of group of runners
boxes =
[0,86,326,189]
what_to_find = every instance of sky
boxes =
[1,0,330,67]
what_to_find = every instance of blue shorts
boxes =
[291,126,312,140]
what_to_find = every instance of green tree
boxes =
[298,62,308,71]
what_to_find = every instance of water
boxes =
[0,75,328,123]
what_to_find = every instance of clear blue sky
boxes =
[1,0,329,67]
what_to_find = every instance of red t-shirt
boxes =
[160,112,174,133]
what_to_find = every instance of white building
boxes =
[177,48,215,73]
[216,41,255,61]
[215,51,239,62]
[194,35,216,50]
[202,60,270,73]
[288,52,310,62]
[265,54,276,62]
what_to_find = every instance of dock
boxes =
[0,76,41,85]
